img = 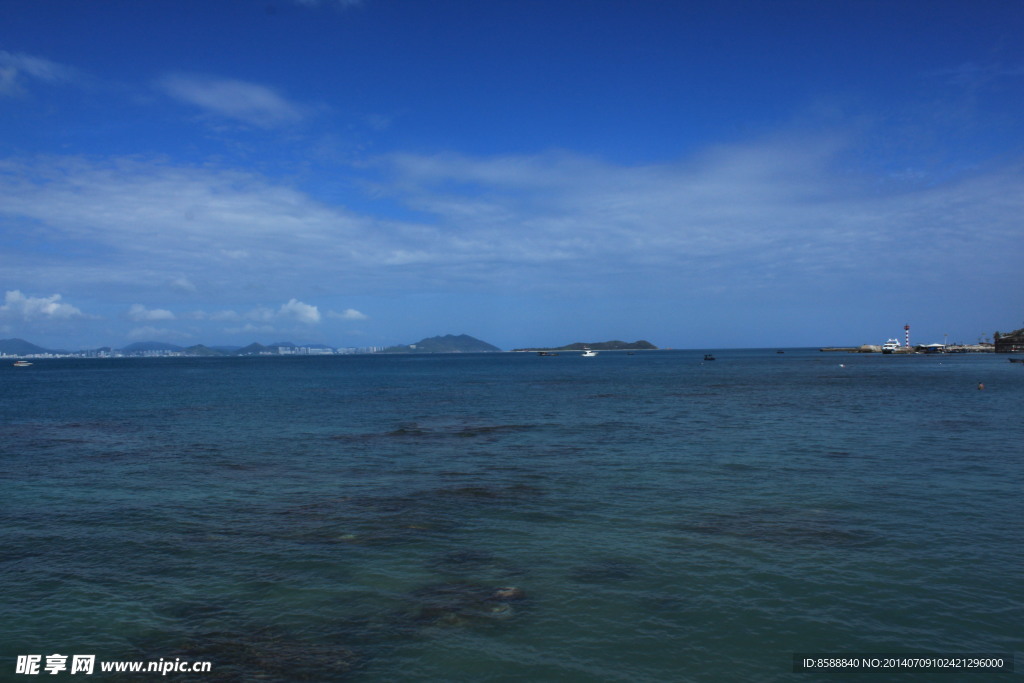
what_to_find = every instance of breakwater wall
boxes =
[820,345,994,354]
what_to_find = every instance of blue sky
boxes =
[1,0,1022,350]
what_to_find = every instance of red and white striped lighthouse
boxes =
[904,324,910,348]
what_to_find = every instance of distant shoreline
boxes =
[2,344,1004,361]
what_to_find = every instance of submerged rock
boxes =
[492,586,526,601]
[407,581,527,628]
[163,627,360,682]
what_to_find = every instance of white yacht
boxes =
[581,348,598,357]
[882,339,901,353]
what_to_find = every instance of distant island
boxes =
[0,337,381,358]
[513,340,658,352]
[0,334,501,359]
[380,334,501,354]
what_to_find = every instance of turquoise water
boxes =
[3,350,1021,681]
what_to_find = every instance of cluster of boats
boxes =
[882,339,903,353]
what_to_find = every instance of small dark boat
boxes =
[703,354,715,361]
[1009,358,1024,363]
[537,351,558,357]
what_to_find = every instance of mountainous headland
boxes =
[0,338,64,356]
[513,340,658,352]
[380,334,501,354]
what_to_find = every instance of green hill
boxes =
[382,334,501,353]
[120,341,185,353]
[235,343,271,355]
[0,338,55,355]
[184,344,225,356]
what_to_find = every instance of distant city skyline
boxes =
[2,0,1022,350]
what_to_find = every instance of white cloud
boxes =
[189,301,325,328]
[329,308,368,321]
[0,51,75,96]
[170,277,197,293]
[1,290,85,319]
[128,304,176,321]
[279,298,321,324]
[156,73,306,127]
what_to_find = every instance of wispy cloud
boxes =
[329,308,368,321]
[128,304,176,321]
[1,136,1021,314]
[0,156,373,295]
[367,141,1024,293]
[189,299,327,327]
[0,51,76,96]
[156,73,307,127]
[170,277,197,293]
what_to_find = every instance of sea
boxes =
[2,349,1021,681]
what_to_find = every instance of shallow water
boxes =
[2,349,1021,680]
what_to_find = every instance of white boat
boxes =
[13,360,33,367]
[581,348,598,357]
[881,339,901,353]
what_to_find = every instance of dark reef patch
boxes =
[570,558,645,584]
[330,421,541,443]
[164,626,361,682]
[405,581,527,628]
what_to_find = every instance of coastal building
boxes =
[994,328,1024,353]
